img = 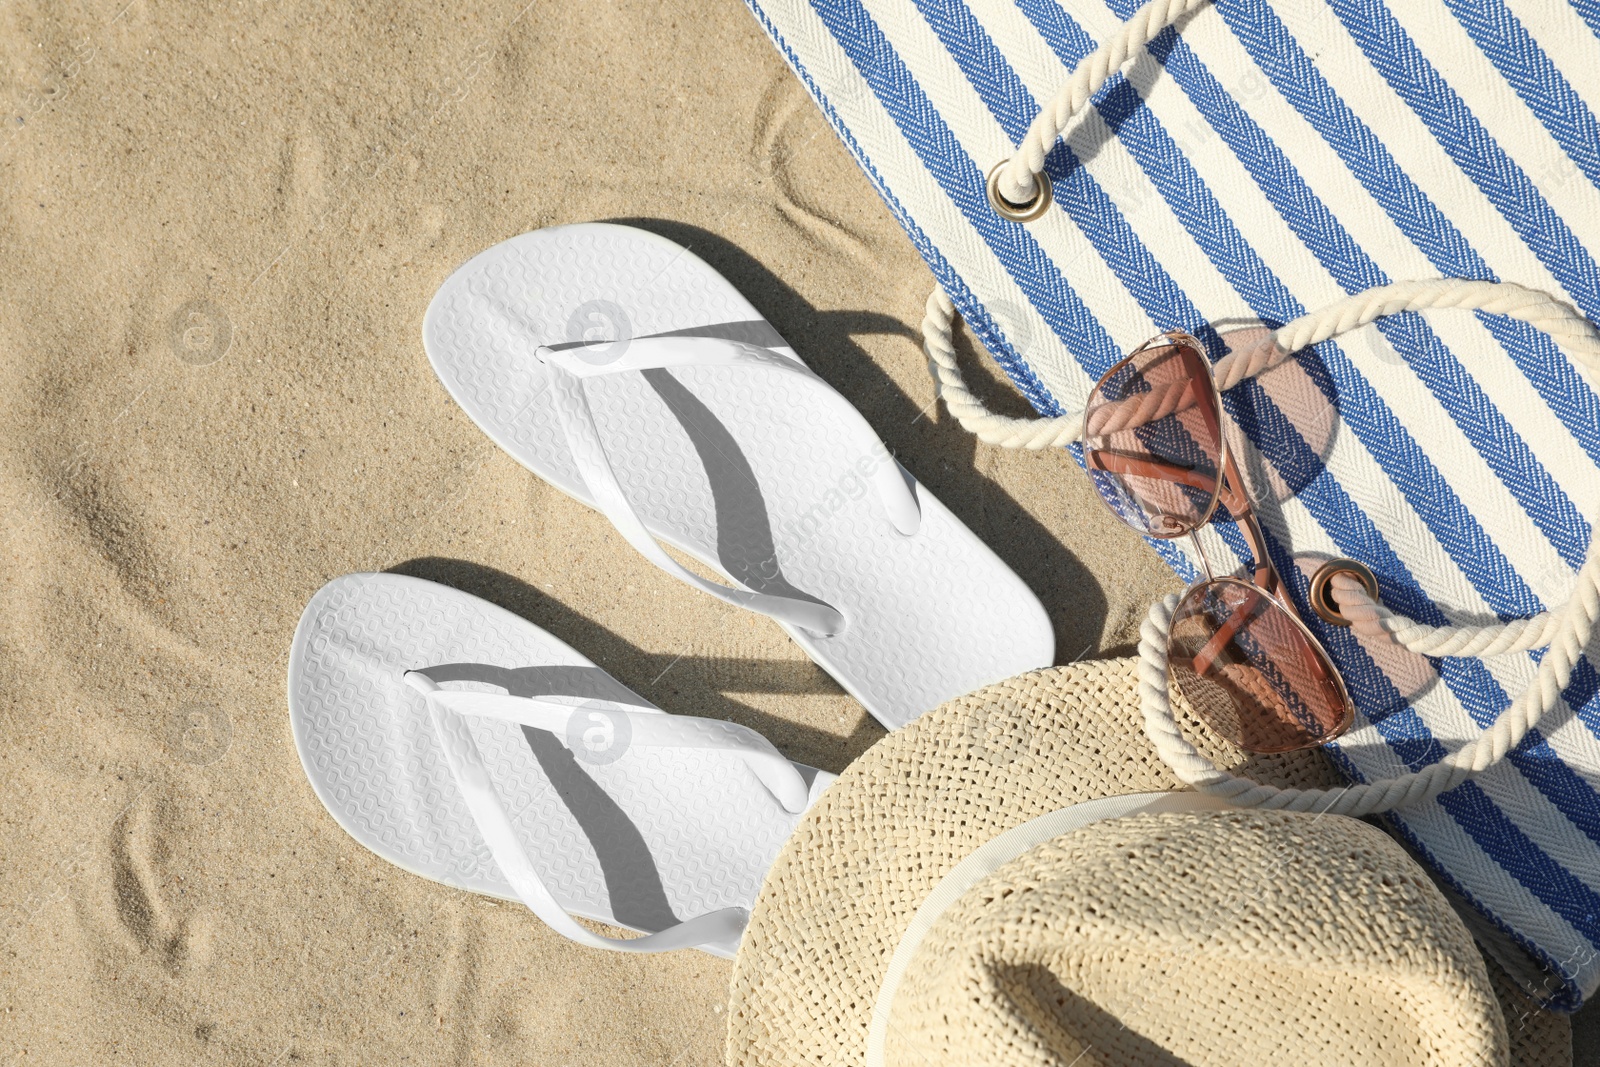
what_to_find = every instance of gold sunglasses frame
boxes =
[1083,331,1368,752]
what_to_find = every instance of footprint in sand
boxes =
[107,789,213,976]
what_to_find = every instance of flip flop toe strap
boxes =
[541,334,919,536]
[536,335,925,638]
[475,295,918,638]
[403,671,810,954]
[542,354,847,636]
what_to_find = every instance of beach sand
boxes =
[0,0,1586,1063]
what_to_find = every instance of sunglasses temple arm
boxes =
[1084,448,1221,494]
[1191,593,1257,677]
[1087,447,1299,618]
[1218,451,1306,623]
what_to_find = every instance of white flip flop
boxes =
[287,572,834,957]
[422,222,1053,729]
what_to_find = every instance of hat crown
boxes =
[727,662,1521,1067]
[884,810,1506,1067]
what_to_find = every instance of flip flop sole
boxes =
[423,222,1054,728]
[288,572,818,955]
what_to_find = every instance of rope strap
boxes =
[996,0,1209,205]
[934,0,1600,811]
[1329,572,1561,657]
[928,283,1600,809]
[922,290,1083,449]
[922,280,1600,658]
[1138,523,1600,815]
[928,283,1600,813]
[926,282,1600,811]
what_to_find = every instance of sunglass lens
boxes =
[1168,581,1353,754]
[1083,335,1223,539]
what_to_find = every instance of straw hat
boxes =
[726,659,1564,1067]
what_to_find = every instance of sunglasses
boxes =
[1082,331,1379,754]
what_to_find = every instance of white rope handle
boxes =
[926,280,1600,439]
[923,279,1600,654]
[923,290,1084,449]
[995,0,1209,205]
[926,280,1600,811]
[931,283,1600,814]
[937,0,1600,811]
[1329,572,1562,657]
[1138,522,1600,815]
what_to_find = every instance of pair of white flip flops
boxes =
[288,224,1053,955]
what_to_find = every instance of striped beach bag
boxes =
[743,0,1600,1008]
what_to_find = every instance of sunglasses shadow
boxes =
[1209,324,1340,510]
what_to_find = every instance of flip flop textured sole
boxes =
[289,573,811,940]
[423,223,1054,728]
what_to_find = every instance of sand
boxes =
[0,0,1588,1064]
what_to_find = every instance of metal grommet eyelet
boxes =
[986,161,1053,223]
[1309,558,1380,627]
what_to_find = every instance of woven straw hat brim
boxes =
[724,659,1550,1067]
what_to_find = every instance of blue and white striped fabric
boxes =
[744,0,1600,1009]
